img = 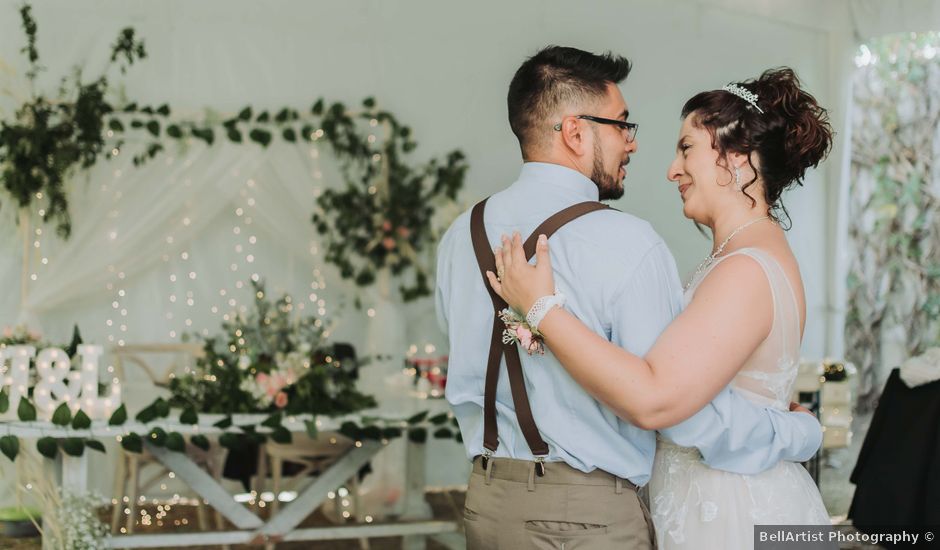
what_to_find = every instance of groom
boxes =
[435,46,822,549]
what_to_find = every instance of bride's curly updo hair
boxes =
[681,67,833,227]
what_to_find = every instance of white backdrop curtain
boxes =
[0,131,453,510]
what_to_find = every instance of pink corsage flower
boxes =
[498,308,545,356]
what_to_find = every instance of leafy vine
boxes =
[2,4,467,299]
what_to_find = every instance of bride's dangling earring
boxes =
[734,166,743,191]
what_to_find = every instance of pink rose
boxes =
[2,327,12,338]
[274,391,288,409]
[256,372,269,386]
[516,326,532,350]
[381,220,393,232]
[396,227,410,238]
[382,237,396,250]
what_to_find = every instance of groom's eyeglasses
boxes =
[554,115,639,143]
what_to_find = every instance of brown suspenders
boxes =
[469,198,611,474]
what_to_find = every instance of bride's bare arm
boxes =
[488,233,772,429]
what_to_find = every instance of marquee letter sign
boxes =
[1,344,121,420]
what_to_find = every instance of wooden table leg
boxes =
[401,438,431,550]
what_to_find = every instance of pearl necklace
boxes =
[685,216,771,290]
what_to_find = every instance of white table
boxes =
[4,413,461,549]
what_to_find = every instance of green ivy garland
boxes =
[2,3,467,300]
[0,5,147,237]
[0,391,461,462]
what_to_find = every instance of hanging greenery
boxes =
[157,98,469,302]
[0,4,150,237]
[2,3,467,299]
[845,32,940,408]
[310,102,467,302]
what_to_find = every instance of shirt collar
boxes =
[515,162,600,202]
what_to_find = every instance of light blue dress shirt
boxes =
[435,162,822,486]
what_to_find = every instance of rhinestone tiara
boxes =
[722,83,764,114]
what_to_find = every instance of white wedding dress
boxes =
[648,247,830,549]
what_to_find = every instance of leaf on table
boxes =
[37,437,58,459]
[0,436,19,461]
[165,432,185,452]
[121,432,143,454]
[109,404,128,425]
[17,399,36,422]
[51,403,72,426]
[71,409,91,430]
[190,434,210,451]
[61,438,84,457]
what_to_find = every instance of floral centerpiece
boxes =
[0,324,44,348]
[169,280,375,417]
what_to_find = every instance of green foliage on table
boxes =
[120,432,142,454]
[190,434,209,451]
[51,403,72,426]
[36,436,57,459]
[0,436,19,461]
[17,398,36,422]
[71,409,91,430]
[148,427,167,447]
[179,406,198,425]
[165,432,185,452]
[108,404,127,425]
[168,279,376,416]
[61,437,84,457]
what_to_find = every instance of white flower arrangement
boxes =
[52,490,109,550]
[15,450,108,550]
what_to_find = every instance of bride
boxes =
[487,67,833,548]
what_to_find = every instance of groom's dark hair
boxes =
[508,45,632,157]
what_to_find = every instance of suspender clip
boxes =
[481,448,494,470]
[534,455,546,477]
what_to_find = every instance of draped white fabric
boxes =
[11,138,353,342]
[0,133,451,509]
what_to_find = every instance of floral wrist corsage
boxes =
[499,308,545,355]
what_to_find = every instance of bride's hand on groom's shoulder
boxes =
[486,232,555,314]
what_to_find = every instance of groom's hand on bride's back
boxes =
[789,401,816,418]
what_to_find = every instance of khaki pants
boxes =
[463,456,657,549]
